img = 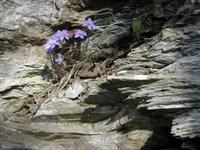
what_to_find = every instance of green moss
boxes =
[132,19,142,41]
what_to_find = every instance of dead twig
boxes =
[45,65,76,103]
[30,65,76,117]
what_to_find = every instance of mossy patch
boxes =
[132,19,142,41]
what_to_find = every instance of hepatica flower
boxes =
[55,53,64,64]
[74,29,87,39]
[53,30,70,42]
[44,19,95,64]
[62,30,70,40]
[44,39,59,54]
[52,30,64,42]
[44,29,71,54]
[82,18,96,30]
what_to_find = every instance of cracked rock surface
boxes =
[1,0,200,150]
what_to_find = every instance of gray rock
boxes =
[64,79,88,99]
[110,5,200,143]
[0,0,82,49]
[1,0,200,150]
[0,45,51,120]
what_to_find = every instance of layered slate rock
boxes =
[0,0,109,121]
[1,0,200,149]
[108,2,200,148]
[0,0,160,149]
[85,0,186,61]
[23,78,157,150]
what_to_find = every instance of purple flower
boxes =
[82,18,96,30]
[52,30,64,42]
[62,30,70,40]
[55,54,64,64]
[74,29,87,39]
[44,39,59,54]
[52,30,71,42]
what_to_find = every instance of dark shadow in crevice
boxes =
[119,110,183,149]
[81,79,158,123]
[81,77,183,149]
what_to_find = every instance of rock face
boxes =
[1,0,200,150]
[108,1,200,148]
